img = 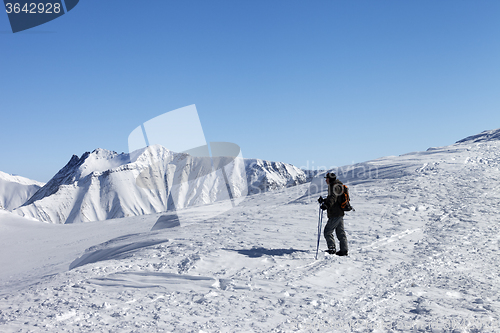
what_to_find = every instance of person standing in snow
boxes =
[318,172,348,256]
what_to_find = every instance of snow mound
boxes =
[70,232,170,270]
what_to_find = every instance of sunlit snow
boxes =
[1,129,499,332]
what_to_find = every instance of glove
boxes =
[320,203,327,210]
[318,196,324,204]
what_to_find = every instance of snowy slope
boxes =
[456,127,500,143]
[302,127,500,200]
[0,130,499,332]
[14,146,308,224]
[0,171,44,211]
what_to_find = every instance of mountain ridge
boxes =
[7,127,500,223]
[0,171,44,211]
[456,127,500,144]
[14,145,309,224]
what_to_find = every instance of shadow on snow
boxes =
[224,247,308,258]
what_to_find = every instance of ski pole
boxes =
[315,206,324,260]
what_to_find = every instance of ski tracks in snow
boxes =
[340,143,500,331]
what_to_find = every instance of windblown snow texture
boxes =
[0,128,499,332]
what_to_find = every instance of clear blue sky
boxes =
[1,1,499,182]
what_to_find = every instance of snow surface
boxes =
[1,133,500,332]
[0,171,44,211]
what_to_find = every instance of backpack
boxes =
[339,185,354,212]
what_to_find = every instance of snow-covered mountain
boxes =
[245,159,307,194]
[1,128,500,332]
[14,145,308,224]
[0,171,44,211]
[456,127,500,143]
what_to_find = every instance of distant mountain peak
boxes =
[0,171,44,211]
[14,145,308,224]
[0,171,44,187]
[456,128,500,144]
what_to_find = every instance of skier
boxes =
[318,172,349,256]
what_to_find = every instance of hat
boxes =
[324,172,337,180]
